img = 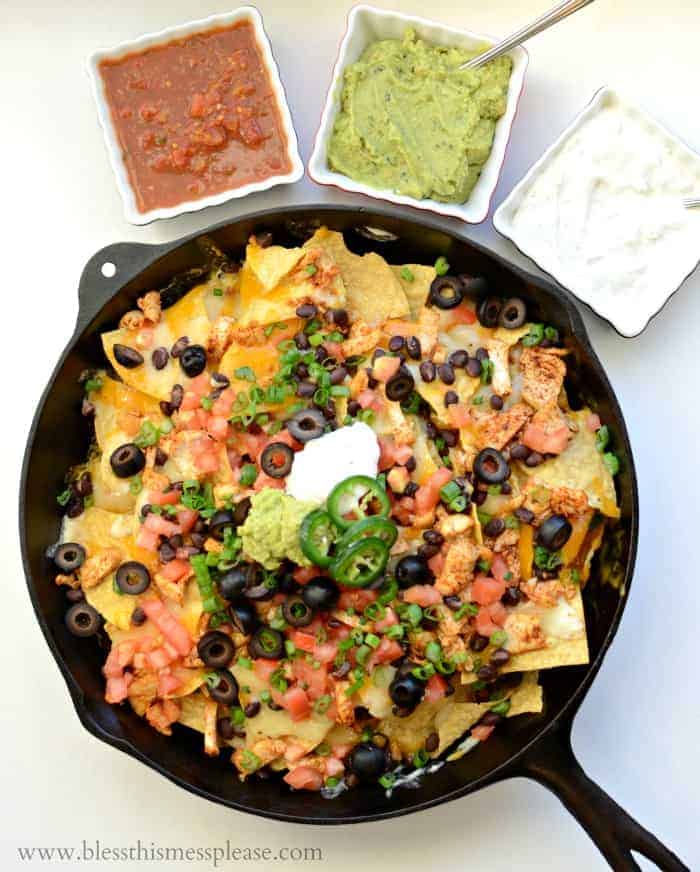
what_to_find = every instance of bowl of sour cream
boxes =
[494,88,700,338]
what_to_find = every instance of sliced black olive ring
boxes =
[197,630,236,668]
[110,443,146,479]
[429,275,463,310]
[282,595,314,627]
[54,542,86,573]
[385,367,415,402]
[537,514,573,551]
[473,447,511,484]
[260,442,294,478]
[179,343,207,377]
[229,599,258,635]
[209,509,236,541]
[208,669,239,706]
[287,407,326,443]
[249,626,285,659]
[476,296,503,328]
[65,602,102,637]
[301,576,340,611]
[115,561,151,595]
[498,297,527,329]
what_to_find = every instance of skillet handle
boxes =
[517,723,688,871]
[76,241,165,333]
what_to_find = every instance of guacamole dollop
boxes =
[327,29,512,203]
[239,488,316,570]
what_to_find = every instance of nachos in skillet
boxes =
[51,228,620,793]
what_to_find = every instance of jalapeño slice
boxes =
[327,476,391,530]
[335,516,398,554]
[329,537,390,588]
[299,509,339,568]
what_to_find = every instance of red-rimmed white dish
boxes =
[87,7,303,226]
[308,4,528,225]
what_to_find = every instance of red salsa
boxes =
[99,21,293,213]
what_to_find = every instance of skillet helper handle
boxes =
[518,723,688,871]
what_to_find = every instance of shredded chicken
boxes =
[154,572,187,605]
[520,347,566,410]
[475,402,532,451]
[55,572,80,589]
[137,291,162,324]
[203,696,220,756]
[503,613,547,654]
[207,315,236,360]
[435,508,473,540]
[549,486,590,517]
[342,319,382,358]
[78,547,122,590]
[434,536,480,596]
[119,310,145,331]
[521,579,575,608]
[331,679,355,725]
[145,699,181,735]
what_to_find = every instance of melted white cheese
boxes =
[286,422,380,505]
[540,598,584,640]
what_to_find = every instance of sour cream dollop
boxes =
[286,422,380,505]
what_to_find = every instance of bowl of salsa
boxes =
[88,7,303,225]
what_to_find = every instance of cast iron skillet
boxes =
[20,206,687,871]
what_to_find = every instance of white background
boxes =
[3,0,699,869]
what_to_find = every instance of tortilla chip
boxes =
[408,363,480,424]
[62,506,158,572]
[391,264,435,319]
[102,283,212,401]
[85,574,139,629]
[247,243,306,291]
[178,690,208,732]
[525,409,620,518]
[306,228,409,324]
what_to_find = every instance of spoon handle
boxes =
[460,0,597,70]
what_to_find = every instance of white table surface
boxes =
[4,1,699,869]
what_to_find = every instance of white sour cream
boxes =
[286,422,380,504]
[508,93,700,336]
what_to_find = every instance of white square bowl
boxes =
[87,7,304,226]
[493,87,700,337]
[308,4,528,224]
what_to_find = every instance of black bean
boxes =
[65,496,84,518]
[159,401,173,417]
[321,401,336,420]
[332,661,352,679]
[211,372,230,388]
[490,395,504,411]
[81,398,95,417]
[501,586,521,607]
[217,717,235,741]
[420,360,436,383]
[425,732,439,753]
[75,472,92,497]
[170,336,189,358]
[500,482,512,495]
[510,443,529,460]
[406,336,421,360]
[484,518,505,538]
[170,384,184,410]
[244,701,261,718]
[514,507,535,525]
[330,366,347,385]
[131,606,146,626]
[191,532,206,548]
[388,335,405,352]
[403,482,418,497]
[444,595,462,611]
[417,542,440,560]
[466,357,482,378]
[438,363,455,385]
[475,347,489,361]
[477,664,497,682]
[405,456,416,472]
[470,633,489,652]
[448,349,469,368]
[296,303,318,319]
[471,489,487,506]
[474,687,491,703]
[347,400,361,417]
[328,308,349,328]
[113,344,143,368]
[296,381,316,398]
[426,421,439,439]
[423,529,444,546]
[151,347,169,370]
[490,648,510,667]
[66,588,85,602]
[140,504,153,519]
[442,429,459,448]
[294,331,310,350]
[154,447,168,466]
[159,542,176,563]
[444,390,458,407]
[314,346,327,363]
[525,451,544,467]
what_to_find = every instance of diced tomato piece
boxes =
[357,389,383,412]
[188,373,211,396]
[158,671,182,696]
[140,599,192,656]
[338,589,377,611]
[136,527,160,552]
[313,642,339,665]
[103,641,136,678]
[293,567,320,585]
[176,509,198,535]
[324,340,345,362]
[488,601,507,626]
[374,608,398,632]
[207,415,230,442]
[428,550,446,577]
[291,631,316,653]
[292,659,327,700]
[284,743,309,763]
[448,404,471,429]
[425,673,448,703]
[180,391,202,412]
[471,724,495,741]
[491,554,509,583]
[211,388,236,418]
[325,757,345,777]
[144,514,182,537]
[148,489,179,506]
[471,575,506,606]
[373,356,401,383]
[284,766,323,791]
[281,686,311,721]
[414,467,452,514]
[195,450,220,473]
[475,607,499,638]
[383,319,414,337]
[160,558,191,582]
[447,302,477,326]
[105,675,132,704]
[587,413,602,432]
[146,646,177,670]
[367,637,403,670]
[253,659,280,683]
[403,585,442,606]
[378,436,413,471]
[522,422,570,455]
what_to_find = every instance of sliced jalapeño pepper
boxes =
[329,537,390,588]
[299,509,338,568]
[327,476,391,530]
[336,516,398,553]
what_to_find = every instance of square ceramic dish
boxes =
[87,7,303,225]
[494,87,700,337]
[308,4,528,224]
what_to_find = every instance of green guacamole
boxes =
[327,29,512,203]
[239,488,315,570]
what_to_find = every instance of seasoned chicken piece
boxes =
[145,699,181,735]
[409,306,440,357]
[437,610,469,663]
[491,529,520,552]
[342,319,383,358]
[503,613,547,654]
[331,679,355,725]
[435,508,473,540]
[79,547,122,590]
[520,347,566,410]
[475,402,532,451]
[55,572,80,589]
[208,315,236,360]
[486,339,512,396]
[137,290,162,324]
[154,571,187,605]
[119,310,145,331]
[233,739,287,775]
[549,486,590,517]
[434,536,480,596]
[382,395,415,446]
[349,366,369,398]
[203,696,219,756]
[521,579,574,608]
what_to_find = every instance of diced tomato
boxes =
[471,724,495,742]
[367,637,403,670]
[338,589,377,611]
[140,599,192,656]
[188,373,211,396]
[136,527,160,552]
[471,575,506,606]
[325,757,345,777]
[103,641,136,678]
[148,489,179,506]
[587,413,602,432]
[293,566,319,585]
[158,671,182,696]
[378,437,413,471]
[522,422,570,455]
[180,391,202,412]
[374,608,398,632]
[475,607,499,637]
[283,743,309,764]
[428,549,446,577]
[425,673,448,703]
[176,509,198,535]
[207,415,230,442]
[383,319,414,337]
[284,766,323,791]
[146,646,177,670]
[253,659,280,683]
[291,631,316,654]
[281,686,311,721]
[195,450,220,473]
[373,356,401,383]
[414,467,452,514]
[313,642,339,665]
[211,388,236,418]
[324,340,345,362]
[105,675,132,704]
[329,743,352,760]
[357,389,384,412]
[448,404,471,429]
[160,558,191,582]
[491,554,509,583]
[144,514,182,537]
[488,601,507,627]
[292,659,327,700]
[447,302,477,326]
[403,585,442,606]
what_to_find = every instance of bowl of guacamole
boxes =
[309,10,528,224]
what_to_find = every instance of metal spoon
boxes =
[459,0,597,70]
[682,197,700,209]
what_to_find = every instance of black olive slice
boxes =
[395,554,433,588]
[113,344,144,368]
[179,344,207,377]
[459,275,489,297]
[429,275,463,310]
[209,510,236,541]
[208,669,239,705]
[115,561,151,595]
[197,630,236,668]
[249,627,285,659]
[54,542,86,573]
[389,673,425,710]
[385,367,415,402]
[301,577,340,611]
[229,600,258,635]
[537,514,573,551]
[65,602,101,637]
[260,442,294,478]
[473,447,510,484]
[498,297,527,329]
[287,408,326,443]
[282,596,314,627]
[349,742,388,780]
[109,443,146,479]
[476,296,503,327]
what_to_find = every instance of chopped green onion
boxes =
[129,476,142,495]
[595,425,610,453]
[212,287,224,297]
[306,263,318,276]
[413,749,429,768]
[490,630,508,647]
[490,699,511,716]
[434,256,450,276]
[603,452,620,476]
[400,267,415,282]
[480,358,494,385]
[240,750,261,772]
[364,633,381,649]
[230,706,245,726]
[200,396,213,411]
[239,464,258,487]
[379,773,396,789]
[56,488,72,507]
[234,366,256,382]
[522,323,545,347]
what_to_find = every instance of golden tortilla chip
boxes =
[306,228,409,324]
[391,264,435,319]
